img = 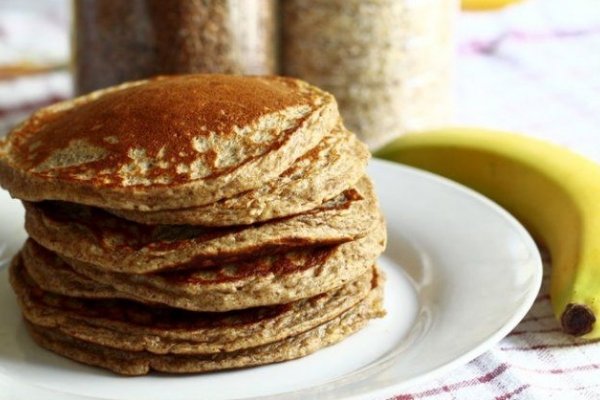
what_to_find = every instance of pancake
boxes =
[109,123,370,226]
[24,275,385,375]
[11,255,379,354]
[23,218,386,311]
[24,176,378,274]
[0,74,338,211]
[20,245,134,302]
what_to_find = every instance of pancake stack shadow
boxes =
[0,74,387,376]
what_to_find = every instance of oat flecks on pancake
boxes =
[0,74,338,210]
[108,122,370,226]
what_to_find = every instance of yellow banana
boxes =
[461,0,523,11]
[375,127,600,338]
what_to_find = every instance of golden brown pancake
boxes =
[109,123,370,226]
[24,272,385,375]
[0,73,388,377]
[0,74,338,211]
[11,256,379,354]
[22,218,386,311]
[24,177,379,274]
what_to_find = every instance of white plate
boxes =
[0,159,542,400]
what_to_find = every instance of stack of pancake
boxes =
[0,74,387,376]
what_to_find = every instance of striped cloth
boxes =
[392,0,600,398]
[392,264,600,400]
[0,71,70,135]
[0,0,599,398]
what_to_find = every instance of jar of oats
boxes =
[74,0,277,95]
[281,0,458,149]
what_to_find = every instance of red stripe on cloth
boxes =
[508,327,562,336]
[392,364,600,400]
[0,96,65,118]
[501,341,596,351]
[530,383,600,392]
[478,364,508,383]
[458,29,600,55]
[391,364,510,399]
[495,384,530,400]
[534,293,550,303]
[515,363,600,375]
[393,395,414,400]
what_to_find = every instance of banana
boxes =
[461,0,523,11]
[375,127,600,338]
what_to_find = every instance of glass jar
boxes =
[281,0,458,149]
[73,0,277,95]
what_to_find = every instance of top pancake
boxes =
[0,74,338,211]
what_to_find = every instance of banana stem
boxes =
[561,304,596,336]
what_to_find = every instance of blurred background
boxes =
[0,0,598,156]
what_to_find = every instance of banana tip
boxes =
[561,303,596,336]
